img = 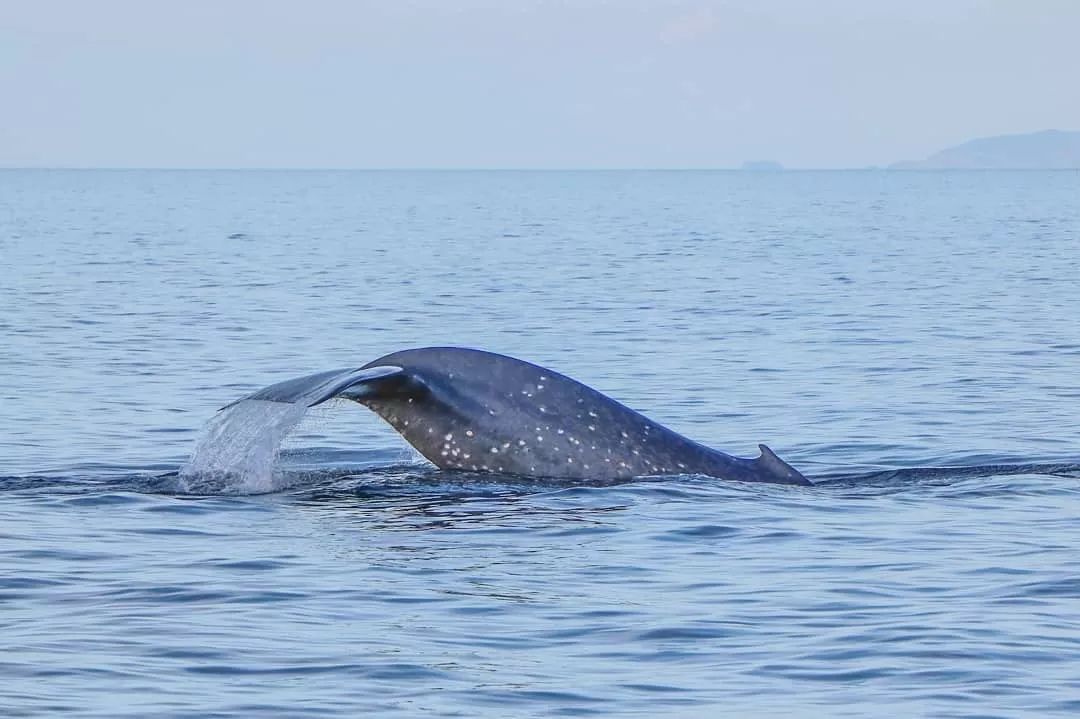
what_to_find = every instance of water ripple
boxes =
[3,170,1080,717]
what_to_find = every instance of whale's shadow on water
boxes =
[3,459,1076,533]
[141,458,1080,502]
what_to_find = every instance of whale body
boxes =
[228,347,809,486]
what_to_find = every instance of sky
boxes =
[2,0,1078,169]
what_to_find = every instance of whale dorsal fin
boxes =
[220,365,405,410]
[753,444,811,486]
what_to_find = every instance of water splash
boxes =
[178,400,310,494]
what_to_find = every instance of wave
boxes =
[2,457,1077,499]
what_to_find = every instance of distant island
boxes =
[891,129,1080,169]
[740,160,784,171]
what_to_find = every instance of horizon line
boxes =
[2,165,1076,172]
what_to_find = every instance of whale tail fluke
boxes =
[754,444,811,485]
[220,365,407,411]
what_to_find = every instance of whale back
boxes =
[352,348,806,484]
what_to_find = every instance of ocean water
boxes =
[2,169,1079,717]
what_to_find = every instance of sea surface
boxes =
[2,169,1079,717]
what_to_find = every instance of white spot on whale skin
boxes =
[501,442,510,449]
[463,453,471,459]
[620,431,629,438]
[588,425,595,431]
[490,447,499,454]
[444,433,453,441]
[588,411,597,418]
[537,435,543,442]
[537,384,544,391]
[517,440,526,446]
[567,457,573,463]
[557,429,564,435]
[540,376,547,381]
[466,430,474,437]
[539,407,547,413]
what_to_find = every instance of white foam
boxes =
[178,399,309,494]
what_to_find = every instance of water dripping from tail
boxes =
[178,399,310,494]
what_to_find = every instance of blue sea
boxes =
[2,169,1079,717]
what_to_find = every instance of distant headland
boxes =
[891,129,1080,169]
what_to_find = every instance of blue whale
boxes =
[229,347,809,486]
